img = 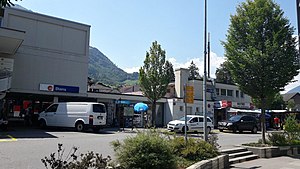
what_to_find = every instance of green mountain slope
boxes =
[88,47,138,85]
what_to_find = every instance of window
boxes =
[241,92,244,98]
[215,88,220,95]
[190,117,198,123]
[221,89,226,96]
[196,107,199,112]
[93,104,105,113]
[45,104,58,112]
[227,90,233,96]
[180,106,183,111]
[199,117,203,122]
[236,90,239,98]
[167,89,171,93]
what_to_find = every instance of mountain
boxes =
[287,85,300,93]
[88,47,138,86]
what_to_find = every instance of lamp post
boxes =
[203,0,208,142]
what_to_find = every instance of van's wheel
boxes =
[182,126,189,133]
[75,122,84,132]
[252,126,258,134]
[39,119,47,129]
[207,127,211,134]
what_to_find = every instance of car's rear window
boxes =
[93,104,105,113]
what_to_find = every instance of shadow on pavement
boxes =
[0,127,58,139]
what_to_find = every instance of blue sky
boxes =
[15,0,298,92]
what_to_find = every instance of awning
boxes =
[0,27,25,55]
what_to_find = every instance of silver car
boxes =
[167,115,214,133]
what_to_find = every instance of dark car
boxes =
[218,115,259,133]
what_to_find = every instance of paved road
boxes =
[0,127,135,169]
[1,127,298,169]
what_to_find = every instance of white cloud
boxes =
[123,67,140,73]
[123,51,299,94]
[168,52,225,78]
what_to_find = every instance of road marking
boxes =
[0,134,17,142]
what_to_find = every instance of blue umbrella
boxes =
[134,102,149,113]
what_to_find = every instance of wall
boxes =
[3,8,90,96]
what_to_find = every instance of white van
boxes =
[38,102,106,132]
[167,115,214,133]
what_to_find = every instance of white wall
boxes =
[3,8,90,96]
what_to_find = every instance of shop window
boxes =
[227,90,233,96]
[216,88,220,95]
[221,89,226,96]
[236,90,239,98]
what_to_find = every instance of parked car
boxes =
[218,115,259,133]
[38,102,106,132]
[167,115,214,133]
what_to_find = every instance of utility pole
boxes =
[208,33,211,79]
[203,0,208,142]
[297,0,300,52]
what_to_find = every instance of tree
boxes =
[223,0,300,143]
[215,61,234,84]
[0,0,20,7]
[139,41,171,126]
[188,61,201,80]
[165,61,175,82]
[252,92,285,110]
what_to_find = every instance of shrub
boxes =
[267,132,288,146]
[111,131,177,169]
[284,114,300,141]
[169,136,219,161]
[41,143,114,169]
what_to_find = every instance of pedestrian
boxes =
[273,116,280,130]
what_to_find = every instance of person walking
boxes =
[273,116,280,130]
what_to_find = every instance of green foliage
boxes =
[267,132,288,146]
[188,61,201,80]
[215,61,234,84]
[111,131,177,169]
[88,47,138,86]
[284,114,300,141]
[41,143,114,169]
[169,136,219,161]
[0,0,20,7]
[165,61,175,82]
[222,0,299,143]
[252,92,285,109]
[139,41,172,126]
[287,100,296,111]
[223,0,299,99]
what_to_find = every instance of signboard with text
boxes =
[185,86,194,104]
[39,84,79,93]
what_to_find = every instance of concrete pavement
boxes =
[230,155,300,169]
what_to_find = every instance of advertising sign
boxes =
[39,84,79,93]
[185,86,194,104]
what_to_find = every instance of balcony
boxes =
[0,27,25,55]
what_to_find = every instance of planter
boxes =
[186,154,229,169]
[243,145,300,158]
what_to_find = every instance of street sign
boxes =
[185,86,194,104]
